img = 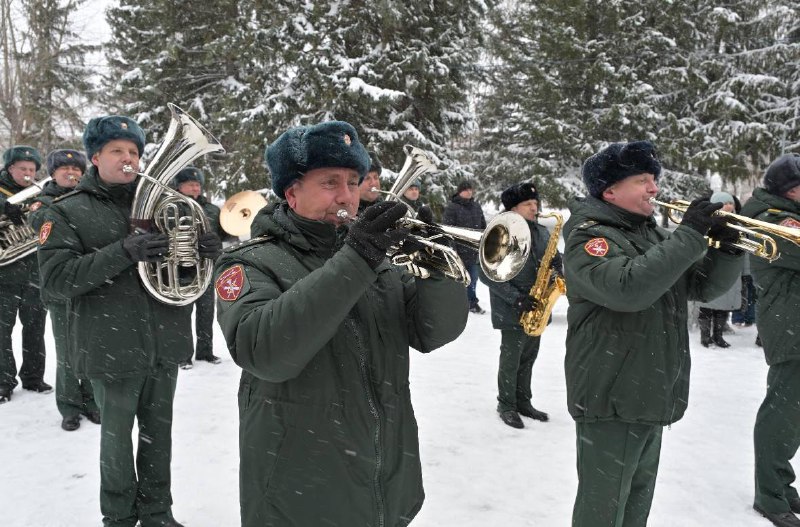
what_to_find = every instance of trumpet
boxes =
[649,198,800,262]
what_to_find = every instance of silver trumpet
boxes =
[127,103,225,306]
[358,145,530,285]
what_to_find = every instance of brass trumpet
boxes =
[649,198,800,262]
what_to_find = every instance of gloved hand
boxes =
[417,205,434,224]
[4,202,25,226]
[680,198,723,235]
[514,294,538,316]
[123,233,170,262]
[345,201,409,269]
[707,217,742,254]
[198,232,222,260]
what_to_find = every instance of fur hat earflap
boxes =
[3,145,42,171]
[265,121,370,200]
[763,154,800,196]
[368,151,382,175]
[173,166,204,187]
[501,182,539,211]
[46,149,87,176]
[82,115,146,161]
[582,141,661,198]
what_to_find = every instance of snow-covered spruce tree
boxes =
[0,0,97,150]
[214,0,493,203]
[477,0,689,206]
[681,1,800,190]
[104,0,238,190]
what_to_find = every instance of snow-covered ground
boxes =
[0,282,780,527]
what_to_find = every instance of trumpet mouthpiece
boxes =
[336,209,351,220]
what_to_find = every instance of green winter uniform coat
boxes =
[29,180,72,304]
[563,196,742,425]
[215,203,468,527]
[741,188,800,365]
[37,169,192,380]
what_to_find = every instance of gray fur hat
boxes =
[46,149,87,176]
[3,145,42,171]
[265,121,370,200]
[82,115,146,160]
[763,154,800,196]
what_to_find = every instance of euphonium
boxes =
[127,103,225,306]
[519,212,566,336]
[370,145,531,285]
[0,176,53,266]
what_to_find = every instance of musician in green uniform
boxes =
[563,141,743,527]
[215,120,468,526]
[171,166,227,368]
[0,145,50,403]
[38,116,221,527]
[741,154,800,527]
[29,149,100,429]
[480,182,562,429]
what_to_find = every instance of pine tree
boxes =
[0,0,97,151]
[215,0,492,204]
[104,0,237,186]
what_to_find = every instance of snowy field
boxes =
[0,281,781,527]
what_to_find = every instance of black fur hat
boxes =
[763,154,800,196]
[368,151,382,175]
[501,182,539,211]
[82,115,145,160]
[3,145,42,171]
[46,149,87,176]
[582,141,661,198]
[265,121,370,199]
[173,166,205,186]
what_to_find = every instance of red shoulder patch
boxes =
[779,218,800,229]
[29,201,43,212]
[216,264,245,302]
[39,221,53,245]
[584,237,609,257]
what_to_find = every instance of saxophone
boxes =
[519,212,567,336]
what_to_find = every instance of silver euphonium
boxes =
[127,103,225,306]
[0,176,52,266]
[378,145,531,285]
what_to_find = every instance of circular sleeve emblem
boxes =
[216,264,245,301]
[39,221,53,245]
[584,237,609,257]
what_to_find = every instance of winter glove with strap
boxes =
[680,198,723,236]
[345,201,409,269]
[123,233,170,262]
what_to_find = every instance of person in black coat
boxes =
[443,179,487,313]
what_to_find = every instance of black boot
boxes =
[699,309,712,347]
[518,401,549,422]
[753,504,800,527]
[0,385,12,404]
[712,311,731,348]
[498,410,524,429]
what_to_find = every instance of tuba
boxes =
[372,145,531,285]
[127,103,225,306]
[0,176,52,266]
[519,212,566,336]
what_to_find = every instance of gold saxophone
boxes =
[519,212,566,336]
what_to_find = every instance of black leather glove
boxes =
[707,216,742,254]
[514,294,538,316]
[198,232,222,260]
[123,233,170,262]
[680,198,723,235]
[417,205,434,224]
[4,202,25,226]
[345,201,409,269]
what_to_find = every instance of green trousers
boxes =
[50,303,97,418]
[572,421,663,527]
[91,366,178,527]
[497,329,540,412]
[193,286,215,360]
[754,360,800,514]
[0,281,47,390]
